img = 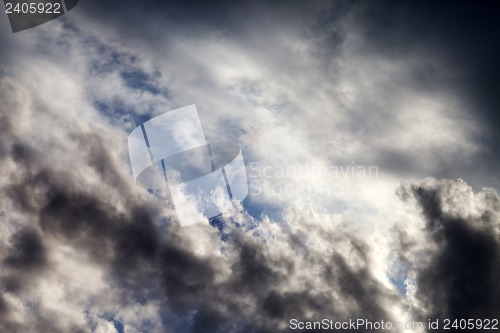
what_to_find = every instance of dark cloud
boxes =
[0,130,398,333]
[74,0,245,41]
[3,1,500,331]
[396,179,500,328]
[368,1,499,185]
[0,83,399,332]
[0,228,88,333]
[4,227,46,271]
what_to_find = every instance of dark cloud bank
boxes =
[1,1,500,332]
[0,108,396,332]
[396,180,500,323]
[2,88,500,333]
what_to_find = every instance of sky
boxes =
[0,0,500,332]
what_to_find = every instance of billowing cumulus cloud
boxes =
[0,1,499,332]
[0,76,401,331]
[395,179,500,323]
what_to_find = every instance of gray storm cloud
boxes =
[0,1,499,332]
[0,75,401,332]
[395,178,500,324]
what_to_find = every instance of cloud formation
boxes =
[0,1,499,332]
[0,77,401,331]
[395,178,500,323]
